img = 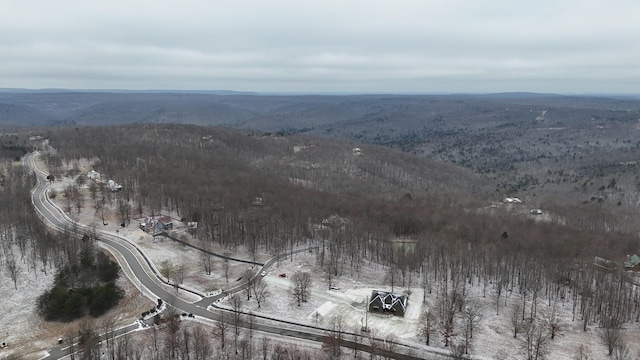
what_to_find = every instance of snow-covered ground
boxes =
[10,155,640,359]
[0,242,153,359]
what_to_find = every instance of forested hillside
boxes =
[6,122,640,358]
[38,124,640,358]
[44,124,637,266]
[3,91,640,234]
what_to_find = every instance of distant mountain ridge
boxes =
[2,91,639,129]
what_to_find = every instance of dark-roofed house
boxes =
[368,290,408,317]
[155,216,173,231]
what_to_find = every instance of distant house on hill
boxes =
[624,255,640,271]
[594,256,617,272]
[106,179,122,192]
[368,290,408,317]
[322,214,347,229]
[87,170,100,180]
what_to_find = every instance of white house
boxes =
[87,170,100,180]
[106,179,122,192]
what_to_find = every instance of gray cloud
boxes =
[1,0,639,93]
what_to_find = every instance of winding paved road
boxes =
[25,152,433,360]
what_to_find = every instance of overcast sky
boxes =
[1,1,638,94]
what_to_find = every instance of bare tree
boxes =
[180,327,191,360]
[95,199,108,226]
[260,336,271,360]
[291,271,312,306]
[159,259,174,282]
[223,258,230,283]
[88,181,98,202]
[252,277,270,308]
[573,344,593,360]
[198,240,214,275]
[117,198,131,226]
[437,285,464,347]
[449,342,467,360]
[600,316,622,356]
[163,308,181,359]
[419,308,436,346]
[365,330,379,360]
[520,320,550,360]
[323,315,345,359]
[385,263,399,293]
[510,303,523,338]
[613,342,632,360]
[215,311,230,351]
[462,301,482,354]
[175,263,187,285]
[243,268,255,301]
[230,295,243,354]
[6,252,18,290]
[192,325,212,360]
[101,316,117,360]
[77,318,100,360]
[543,301,562,340]
[74,187,85,215]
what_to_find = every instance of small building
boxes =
[155,216,173,231]
[368,290,408,317]
[139,217,156,232]
[252,197,264,207]
[106,179,122,192]
[87,170,100,180]
[594,256,617,272]
[624,255,640,271]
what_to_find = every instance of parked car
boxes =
[279,273,286,278]
[261,271,267,276]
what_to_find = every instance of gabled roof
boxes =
[157,216,172,225]
[369,290,407,314]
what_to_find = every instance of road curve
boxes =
[24,152,431,360]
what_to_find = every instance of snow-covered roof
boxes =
[368,290,407,315]
[106,179,122,191]
[87,170,100,179]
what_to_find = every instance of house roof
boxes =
[369,290,407,313]
[157,216,172,225]
[625,254,640,267]
[594,256,617,270]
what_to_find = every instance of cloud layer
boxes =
[2,0,638,93]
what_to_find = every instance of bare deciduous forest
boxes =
[3,92,640,359]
